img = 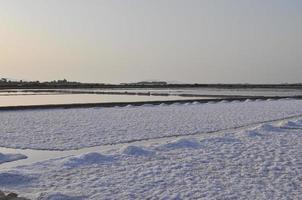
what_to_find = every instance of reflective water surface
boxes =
[0,93,207,107]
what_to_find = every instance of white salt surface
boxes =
[0,99,302,150]
[1,117,302,199]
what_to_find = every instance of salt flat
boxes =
[0,99,302,150]
[0,116,302,199]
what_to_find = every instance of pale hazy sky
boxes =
[0,0,301,83]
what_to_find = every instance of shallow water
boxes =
[0,93,207,107]
[1,87,301,107]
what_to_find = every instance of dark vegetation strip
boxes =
[1,83,302,89]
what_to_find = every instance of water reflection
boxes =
[0,93,206,107]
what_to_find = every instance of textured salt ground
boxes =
[1,117,302,199]
[1,99,302,150]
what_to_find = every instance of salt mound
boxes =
[280,98,292,101]
[244,99,253,102]
[0,153,27,164]
[140,104,153,107]
[277,120,302,128]
[296,119,302,125]
[163,138,202,149]
[286,121,299,127]
[63,152,115,168]
[125,105,134,108]
[245,130,263,138]
[254,124,283,132]
[122,146,154,157]
[256,124,282,132]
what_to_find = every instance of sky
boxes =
[0,0,301,84]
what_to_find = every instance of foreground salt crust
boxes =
[0,153,27,165]
[1,117,302,199]
[0,99,302,150]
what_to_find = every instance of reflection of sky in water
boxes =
[0,94,206,107]
[0,88,301,107]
